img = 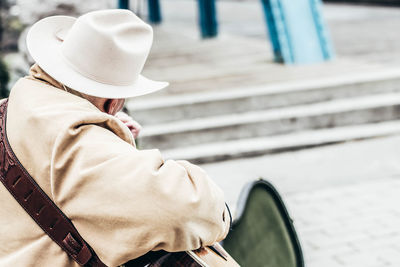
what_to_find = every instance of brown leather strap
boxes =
[0,99,107,267]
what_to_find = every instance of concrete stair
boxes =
[128,69,400,125]
[163,120,400,163]
[128,70,400,162]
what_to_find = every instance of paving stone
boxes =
[202,136,400,266]
[306,257,344,267]
[286,180,400,266]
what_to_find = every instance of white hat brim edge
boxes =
[26,15,169,99]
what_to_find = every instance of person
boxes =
[0,9,231,267]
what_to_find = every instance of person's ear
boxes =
[104,99,118,115]
[104,99,125,115]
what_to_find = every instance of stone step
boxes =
[128,69,400,125]
[138,92,400,150]
[161,120,400,164]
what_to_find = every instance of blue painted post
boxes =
[198,0,218,38]
[309,0,335,61]
[118,0,129,9]
[148,0,162,24]
[259,0,333,64]
[260,0,284,63]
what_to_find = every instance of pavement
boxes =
[288,178,400,267]
[200,135,400,267]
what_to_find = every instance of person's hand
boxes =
[115,111,142,139]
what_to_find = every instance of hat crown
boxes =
[60,9,153,86]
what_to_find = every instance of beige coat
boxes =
[0,66,230,267]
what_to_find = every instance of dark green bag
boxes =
[223,179,304,267]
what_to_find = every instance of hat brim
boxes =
[26,15,168,99]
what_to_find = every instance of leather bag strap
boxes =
[0,99,107,267]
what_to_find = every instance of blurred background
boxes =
[1,0,400,266]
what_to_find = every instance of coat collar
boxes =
[26,64,88,100]
[27,63,64,89]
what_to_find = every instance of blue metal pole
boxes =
[260,0,284,63]
[118,0,129,9]
[198,0,218,38]
[148,0,162,24]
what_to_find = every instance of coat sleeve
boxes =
[50,123,230,266]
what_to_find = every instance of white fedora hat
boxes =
[26,9,168,99]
